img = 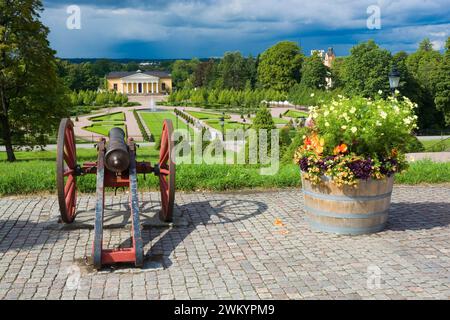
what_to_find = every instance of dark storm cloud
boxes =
[41,0,450,58]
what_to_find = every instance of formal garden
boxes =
[1,0,450,302]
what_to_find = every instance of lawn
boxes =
[83,123,127,136]
[89,112,125,122]
[272,117,290,125]
[284,110,308,118]
[0,150,449,195]
[421,138,450,152]
[205,119,248,132]
[139,111,194,141]
[186,111,231,120]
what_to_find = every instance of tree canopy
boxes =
[300,52,328,89]
[257,41,304,92]
[0,0,70,161]
[339,40,392,97]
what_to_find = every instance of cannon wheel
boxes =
[158,119,176,222]
[56,118,78,223]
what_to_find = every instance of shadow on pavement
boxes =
[386,202,450,231]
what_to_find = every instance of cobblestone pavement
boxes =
[0,186,449,300]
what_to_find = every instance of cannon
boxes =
[56,118,175,269]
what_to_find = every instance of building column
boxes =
[156,81,159,94]
[146,82,149,94]
[150,82,153,94]
[132,82,135,94]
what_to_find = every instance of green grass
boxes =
[421,138,450,152]
[186,111,231,120]
[139,111,194,141]
[272,117,290,125]
[283,110,308,118]
[83,124,127,136]
[205,120,248,131]
[89,112,125,122]
[1,151,449,196]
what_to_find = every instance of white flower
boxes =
[349,107,356,114]
[393,105,400,113]
[330,106,335,111]
[325,121,330,127]
[380,111,387,119]
[341,125,347,130]
[394,89,400,95]
[403,118,412,125]
[376,121,382,126]
[351,127,357,133]
[324,111,330,117]
[310,93,315,97]
[378,90,383,95]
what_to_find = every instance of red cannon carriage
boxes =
[56,118,175,269]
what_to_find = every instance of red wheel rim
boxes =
[158,119,175,222]
[56,118,78,223]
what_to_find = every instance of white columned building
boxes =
[120,74,160,95]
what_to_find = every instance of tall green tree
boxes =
[171,58,200,89]
[217,52,249,90]
[406,38,445,129]
[192,59,216,88]
[434,37,450,125]
[0,0,70,161]
[257,41,304,92]
[340,40,392,97]
[300,52,328,89]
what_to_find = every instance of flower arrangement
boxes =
[294,94,418,186]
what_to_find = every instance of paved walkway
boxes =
[0,186,449,300]
[407,152,450,163]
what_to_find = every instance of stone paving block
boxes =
[0,187,450,300]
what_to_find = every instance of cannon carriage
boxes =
[56,118,175,269]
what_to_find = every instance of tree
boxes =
[0,0,70,161]
[171,59,199,89]
[252,107,275,131]
[217,52,249,90]
[193,59,216,88]
[434,37,450,124]
[257,41,304,92]
[340,40,392,97]
[406,38,445,129]
[300,52,328,89]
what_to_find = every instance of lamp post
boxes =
[219,112,225,141]
[388,65,400,97]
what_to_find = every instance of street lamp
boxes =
[388,65,400,96]
[219,112,225,141]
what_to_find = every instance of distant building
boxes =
[106,70,172,95]
[311,47,336,89]
[324,47,336,68]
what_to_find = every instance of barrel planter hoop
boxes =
[301,175,394,235]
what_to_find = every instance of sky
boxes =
[41,0,450,59]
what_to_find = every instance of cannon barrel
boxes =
[105,127,130,173]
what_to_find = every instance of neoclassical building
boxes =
[106,70,172,95]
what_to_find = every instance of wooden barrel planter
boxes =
[301,175,394,235]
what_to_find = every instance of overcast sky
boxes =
[41,0,450,59]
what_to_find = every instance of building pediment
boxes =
[121,73,160,82]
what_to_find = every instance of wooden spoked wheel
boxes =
[158,119,176,222]
[56,118,78,223]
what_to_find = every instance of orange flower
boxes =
[391,148,398,157]
[333,143,348,155]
